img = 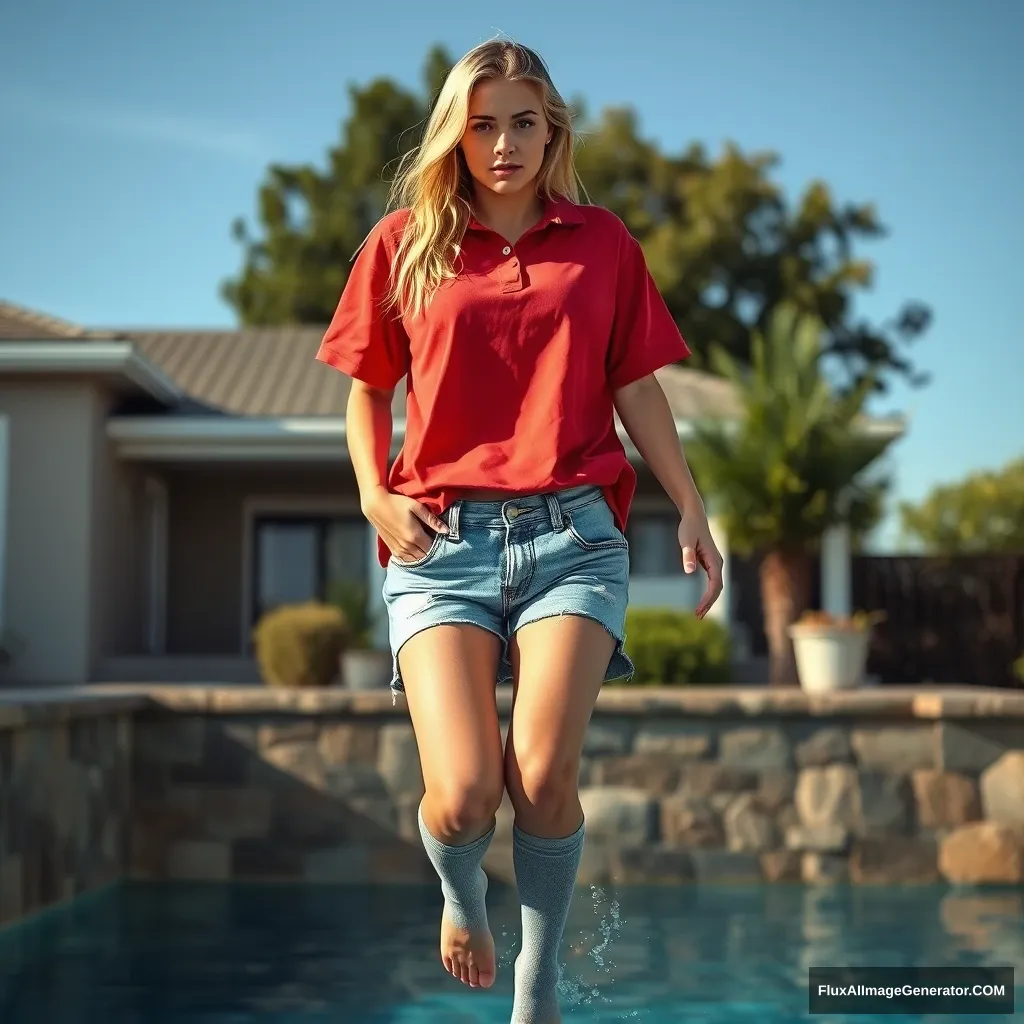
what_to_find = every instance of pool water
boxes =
[0,881,1021,1022]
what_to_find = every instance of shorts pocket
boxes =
[389,529,446,569]
[563,500,629,552]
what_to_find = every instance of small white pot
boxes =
[340,648,393,690]
[788,624,871,693]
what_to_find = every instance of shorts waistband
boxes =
[445,485,604,537]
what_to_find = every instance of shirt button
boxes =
[502,245,511,255]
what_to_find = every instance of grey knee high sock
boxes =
[417,802,494,932]
[511,820,586,1023]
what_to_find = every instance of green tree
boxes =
[898,457,1024,554]
[223,47,930,392]
[686,304,900,685]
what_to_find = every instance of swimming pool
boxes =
[0,881,1020,1021]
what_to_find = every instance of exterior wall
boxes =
[0,383,99,684]
[164,464,361,655]
[91,403,149,662]
[0,708,133,927]
[129,688,1024,889]
[0,382,149,684]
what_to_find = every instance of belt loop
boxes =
[446,501,462,541]
[545,492,564,531]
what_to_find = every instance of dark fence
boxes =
[730,554,1024,688]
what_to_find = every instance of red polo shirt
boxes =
[316,197,691,566]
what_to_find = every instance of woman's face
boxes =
[460,78,553,197]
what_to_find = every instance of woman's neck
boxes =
[470,187,545,246]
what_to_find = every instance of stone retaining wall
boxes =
[126,686,1024,888]
[1,685,1023,930]
[0,696,136,927]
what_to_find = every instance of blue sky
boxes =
[1,0,1021,549]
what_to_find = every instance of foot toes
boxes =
[468,963,479,987]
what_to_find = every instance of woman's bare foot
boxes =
[440,909,496,988]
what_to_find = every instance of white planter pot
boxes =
[340,648,393,690]
[788,624,871,694]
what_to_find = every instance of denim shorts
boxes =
[381,485,635,700]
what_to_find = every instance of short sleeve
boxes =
[315,218,410,389]
[607,232,691,390]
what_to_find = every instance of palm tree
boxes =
[687,304,900,685]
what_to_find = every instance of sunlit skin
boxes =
[459,77,553,244]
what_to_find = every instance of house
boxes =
[0,300,903,687]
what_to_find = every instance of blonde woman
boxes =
[317,39,723,1023]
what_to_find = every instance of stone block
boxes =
[202,788,273,840]
[257,720,319,750]
[795,765,860,830]
[166,840,231,881]
[850,837,938,884]
[939,822,1024,884]
[346,795,398,834]
[612,846,696,883]
[719,728,792,770]
[795,728,853,767]
[980,751,1024,827]
[580,787,657,844]
[756,770,795,812]
[304,844,370,883]
[318,723,379,766]
[850,726,936,774]
[259,740,326,789]
[679,763,758,799]
[369,842,434,883]
[270,787,347,845]
[785,824,848,853]
[661,794,723,847]
[324,763,388,799]
[858,772,912,836]
[911,771,980,828]
[802,852,848,884]
[377,725,423,799]
[394,793,422,844]
[938,723,1016,774]
[633,724,712,759]
[723,794,776,852]
[591,754,681,794]
[135,718,206,766]
[761,850,802,882]
[583,721,633,755]
[575,840,612,886]
[689,850,763,883]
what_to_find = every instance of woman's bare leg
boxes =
[504,615,615,1023]
[399,622,505,988]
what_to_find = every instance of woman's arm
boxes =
[346,380,448,560]
[613,374,724,618]
[346,380,395,511]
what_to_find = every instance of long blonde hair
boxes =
[387,40,581,320]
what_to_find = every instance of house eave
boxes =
[105,412,906,462]
[0,341,182,404]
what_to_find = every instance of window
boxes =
[250,514,366,624]
[626,512,683,577]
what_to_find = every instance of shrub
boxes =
[617,608,732,685]
[1014,654,1024,685]
[252,601,350,688]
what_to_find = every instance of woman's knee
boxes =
[506,747,579,822]
[425,773,505,840]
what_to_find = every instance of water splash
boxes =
[556,884,633,1015]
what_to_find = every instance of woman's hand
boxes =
[678,512,724,619]
[362,488,449,563]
